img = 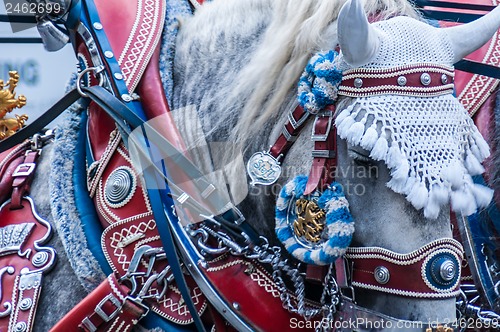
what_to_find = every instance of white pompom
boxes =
[387,177,408,194]
[386,145,403,169]
[391,159,409,181]
[360,126,379,150]
[473,132,490,159]
[337,116,356,139]
[470,183,494,208]
[403,177,417,195]
[346,122,366,145]
[424,199,441,219]
[407,182,429,210]
[450,189,477,216]
[369,136,388,160]
[465,153,485,175]
[335,109,352,126]
[429,184,450,205]
[442,162,465,189]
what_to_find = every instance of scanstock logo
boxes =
[128,110,249,224]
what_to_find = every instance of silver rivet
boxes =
[114,73,123,80]
[121,94,132,102]
[353,78,363,88]
[232,302,240,311]
[19,298,32,311]
[374,266,390,284]
[104,51,114,59]
[439,259,456,282]
[441,74,448,84]
[14,322,27,332]
[93,22,103,30]
[32,252,49,267]
[420,73,431,86]
[397,76,407,86]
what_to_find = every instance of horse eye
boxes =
[348,148,373,165]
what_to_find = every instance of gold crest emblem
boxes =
[293,198,326,243]
[0,71,28,140]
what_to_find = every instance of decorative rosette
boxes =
[297,50,343,114]
[275,175,354,265]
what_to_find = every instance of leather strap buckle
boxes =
[12,162,36,177]
[311,113,333,141]
[95,294,122,322]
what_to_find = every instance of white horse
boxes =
[4,0,499,330]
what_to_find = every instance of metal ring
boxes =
[76,66,105,97]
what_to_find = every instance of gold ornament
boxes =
[293,198,326,243]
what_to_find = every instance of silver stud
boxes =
[441,74,448,84]
[105,168,134,206]
[353,78,363,88]
[19,298,33,311]
[114,73,123,80]
[397,76,407,86]
[439,259,456,282]
[420,73,431,86]
[104,51,114,59]
[232,302,240,311]
[14,322,27,332]
[93,22,103,30]
[121,94,132,102]
[374,266,390,284]
[32,252,49,267]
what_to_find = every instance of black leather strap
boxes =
[0,88,83,152]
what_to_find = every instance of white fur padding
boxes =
[335,94,493,219]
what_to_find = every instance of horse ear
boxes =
[445,5,500,64]
[337,0,380,66]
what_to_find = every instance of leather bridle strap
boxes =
[304,105,337,195]
[268,105,310,160]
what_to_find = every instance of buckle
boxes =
[288,108,309,129]
[311,113,333,142]
[13,163,36,177]
[95,294,122,322]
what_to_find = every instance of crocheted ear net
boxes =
[335,17,494,219]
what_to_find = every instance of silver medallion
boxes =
[246,151,282,186]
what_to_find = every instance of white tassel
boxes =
[407,182,429,210]
[424,199,441,219]
[442,162,465,189]
[386,145,403,169]
[473,132,490,159]
[391,160,409,181]
[387,177,408,194]
[465,153,485,175]
[346,122,366,145]
[360,126,379,150]
[337,116,356,139]
[470,183,494,208]
[369,136,388,160]
[430,183,450,205]
[335,109,352,126]
[403,177,417,195]
[451,188,477,216]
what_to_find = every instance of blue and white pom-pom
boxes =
[275,175,354,265]
[298,50,343,114]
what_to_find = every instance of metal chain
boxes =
[187,223,342,322]
[456,286,500,331]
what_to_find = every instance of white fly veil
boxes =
[333,0,500,219]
